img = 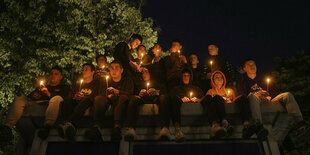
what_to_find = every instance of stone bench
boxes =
[18,102,287,155]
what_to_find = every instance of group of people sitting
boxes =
[0,34,309,150]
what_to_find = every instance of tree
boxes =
[0,0,158,110]
[272,51,310,97]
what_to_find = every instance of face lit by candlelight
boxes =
[96,56,107,69]
[130,39,141,49]
[182,72,191,85]
[109,63,123,79]
[170,41,182,53]
[142,69,151,81]
[243,60,257,75]
[82,65,95,79]
[208,45,219,56]
[213,73,224,88]
[152,44,162,56]
[136,45,146,59]
[49,69,62,86]
[189,54,199,66]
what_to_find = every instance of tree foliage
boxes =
[0,0,158,110]
[272,51,310,97]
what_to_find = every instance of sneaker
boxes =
[242,122,257,139]
[0,125,14,142]
[158,127,171,141]
[210,123,226,139]
[222,120,234,137]
[65,122,76,141]
[85,127,103,142]
[255,123,269,141]
[57,122,76,141]
[174,128,185,143]
[37,125,51,140]
[124,128,136,142]
[111,127,122,142]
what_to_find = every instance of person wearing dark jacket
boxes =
[0,67,70,144]
[57,63,99,141]
[170,68,204,142]
[238,59,309,142]
[124,68,170,141]
[85,60,134,142]
[204,44,235,88]
[113,34,142,85]
[164,39,188,92]
[95,54,109,80]
[189,53,207,90]
[144,43,166,84]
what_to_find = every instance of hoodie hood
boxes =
[210,70,226,89]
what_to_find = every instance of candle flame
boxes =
[40,81,44,85]
[177,50,181,54]
[102,65,105,69]
[141,53,144,58]
[106,75,109,79]
[140,61,143,65]
[267,78,270,83]
[228,90,231,94]
[147,82,150,86]
[190,92,193,96]
[80,79,83,83]
[210,61,213,65]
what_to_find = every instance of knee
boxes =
[14,96,27,106]
[247,93,259,101]
[129,96,140,106]
[49,95,63,104]
[283,92,293,99]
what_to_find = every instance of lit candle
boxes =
[146,82,150,91]
[140,61,143,65]
[40,81,44,86]
[266,78,270,93]
[102,65,105,69]
[177,50,181,55]
[210,60,213,72]
[227,90,231,96]
[106,75,109,88]
[190,92,193,100]
[79,79,83,92]
[141,53,144,59]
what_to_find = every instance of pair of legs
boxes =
[57,97,93,140]
[248,92,304,141]
[201,95,233,138]
[125,95,171,141]
[6,95,63,128]
[88,94,129,142]
[170,95,187,142]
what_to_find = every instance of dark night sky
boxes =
[142,0,310,75]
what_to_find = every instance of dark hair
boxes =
[208,43,219,48]
[130,34,143,43]
[181,68,192,75]
[82,63,96,71]
[137,45,146,50]
[51,66,63,74]
[189,53,199,60]
[110,60,123,69]
[154,43,162,49]
[242,58,256,68]
[172,39,182,45]
[96,54,107,63]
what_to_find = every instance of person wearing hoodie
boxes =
[170,68,204,142]
[203,71,266,139]
[238,59,309,142]
[124,68,170,141]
